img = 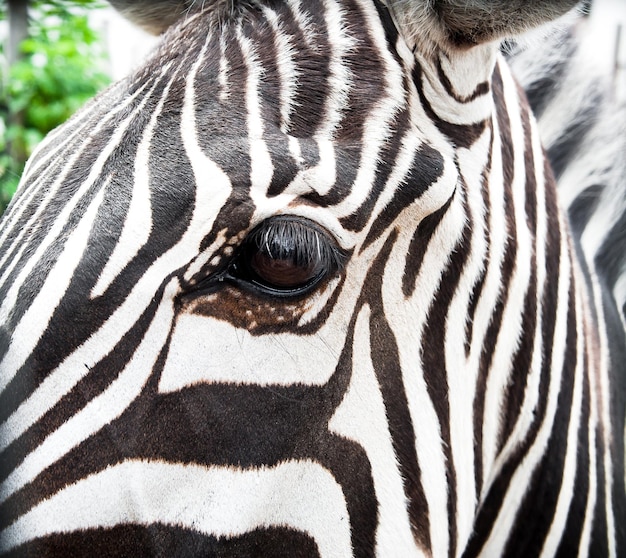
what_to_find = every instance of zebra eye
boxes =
[227,217,346,297]
[249,249,323,288]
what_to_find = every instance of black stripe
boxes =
[412,63,487,150]
[473,64,519,492]
[242,12,301,198]
[497,92,540,453]
[358,142,444,245]
[465,127,494,358]
[588,429,609,556]
[464,143,564,558]
[420,187,475,558]
[282,0,330,138]
[365,230,431,551]
[555,354,591,557]
[436,55,490,103]
[304,0,388,209]
[197,28,255,251]
[501,278,578,557]
[4,525,321,558]
[341,106,409,235]
[402,195,454,297]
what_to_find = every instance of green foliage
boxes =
[0,0,111,213]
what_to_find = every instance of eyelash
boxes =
[198,217,347,298]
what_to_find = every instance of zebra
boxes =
[0,0,624,555]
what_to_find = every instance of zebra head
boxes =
[2,1,623,556]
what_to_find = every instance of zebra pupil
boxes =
[250,249,320,288]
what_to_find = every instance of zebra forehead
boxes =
[144,2,401,89]
[111,0,453,203]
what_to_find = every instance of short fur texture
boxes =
[0,1,623,556]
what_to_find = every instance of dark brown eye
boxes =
[227,216,346,297]
[250,250,323,289]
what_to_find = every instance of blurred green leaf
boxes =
[1,0,111,214]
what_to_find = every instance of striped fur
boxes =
[0,0,624,556]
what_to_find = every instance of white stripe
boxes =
[286,0,318,50]
[540,258,585,557]
[0,81,151,293]
[445,127,491,551]
[281,138,336,199]
[91,75,176,298]
[236,28,274,201]
[0,278,177,504]
[485,87,549,488]
[0,186,106,452]
[479,194,572,556]
[481,61,534,478]
[329,305,424,557]
[0,460,352,558]
[419,48,496,126]
[384,194,468,558]
[364,130,435,229]
[316,0,354,138]
[332,0,406,218]
[263,6,299,133]
[158,312,344,390]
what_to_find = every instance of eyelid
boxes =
[226,216,348,297]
